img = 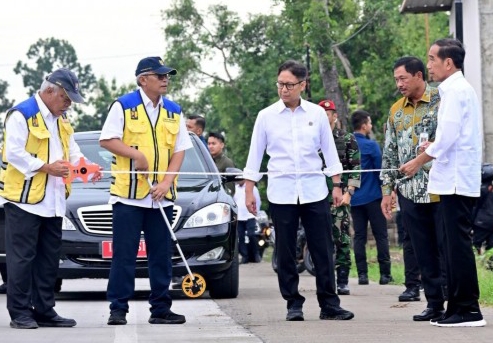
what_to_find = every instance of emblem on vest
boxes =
[130,108,138,120]
[32,117,39,127]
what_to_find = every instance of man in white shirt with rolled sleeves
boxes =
[243,60,353,322]
[401,38,486,327]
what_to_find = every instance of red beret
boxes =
[318,100,336,111]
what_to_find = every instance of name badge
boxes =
[419,132,429,146]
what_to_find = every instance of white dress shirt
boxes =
[244,98,342,204]
[99,88,193,208]
[234,183,260,221]
[0,93,84,217]
[425,71,482,197]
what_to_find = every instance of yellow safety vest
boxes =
[0,97,73,203]
[109,91,181,200]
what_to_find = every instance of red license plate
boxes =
[101,240,147,258]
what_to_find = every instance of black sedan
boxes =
[0,131,239,299]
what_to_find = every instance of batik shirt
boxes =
[381,84,440,203]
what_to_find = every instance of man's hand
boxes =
[339,192,351,206]
[332,187,343,207]
[381,195,393,220]
[133,151,149,172]
[150,180,172,201]
[44,160,70,178]
[399,158,421,178]
[245,191,257,215]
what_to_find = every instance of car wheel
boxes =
[208,245,239,299]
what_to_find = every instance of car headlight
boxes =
[62,216,77,231]
[183,203,231,228]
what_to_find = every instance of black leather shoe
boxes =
[379,275,394,285]
[358,274,369,285]
[149,311,186,324]
[413,308,445,321]
[108,310,127,325]
[286,307,304,321]
[10,316,38,329]
[398,286,420,302]
[337,283,350,295]
[320,306,354,320]
[0,282,7,294]
[35,314,76,327]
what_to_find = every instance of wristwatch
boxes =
[333,182,344,188]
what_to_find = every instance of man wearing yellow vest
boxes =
[0,68,100,329]
[100,57,192,326]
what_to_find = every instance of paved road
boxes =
[0,260,492,342]
[220,261,493,342]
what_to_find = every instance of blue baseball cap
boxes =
[135,57,177,77]
[46,68,85,103]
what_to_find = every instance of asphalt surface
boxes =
[0,259,492,342]
[217,260,493,343]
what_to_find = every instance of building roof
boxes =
[400,0,453,13]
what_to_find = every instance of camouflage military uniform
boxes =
[327,128,361,273]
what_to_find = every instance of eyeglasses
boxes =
[146,73,171,80]
[60,90,71,104]
[276,80,304,90]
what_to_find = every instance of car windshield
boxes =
[76,138,210,183]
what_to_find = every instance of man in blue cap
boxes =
[100,57,192,325]
[0,68,101,329]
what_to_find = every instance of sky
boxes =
[0,0,281,103]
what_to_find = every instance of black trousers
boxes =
[439,194,481,314]
[351,199,391,276]
[398,195,445,309]
[400,213,421,288]
[269,198,340,310]
[4,203,61,320]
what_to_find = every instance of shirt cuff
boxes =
[323,163,343,177]
[243,168,263,182]
[25,159,45,179]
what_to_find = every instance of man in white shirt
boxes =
[0,69,100,329]
[100,57,192,326]
[400,38,486,327]
[244,60,353,321]
[234,180,261,264]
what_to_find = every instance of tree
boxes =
[277,0,448,140]
[14,38,97,99]
[163,0,301,168]
[74,77,135,131]
[0,80,14,114]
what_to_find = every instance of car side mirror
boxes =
[221,167,243,184]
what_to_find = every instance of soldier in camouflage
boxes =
[318,100,361,295]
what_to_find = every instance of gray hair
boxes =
[40,80,62,93]
[136,72,150,87]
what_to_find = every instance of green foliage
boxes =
[0,80,14,113]
[14,38,97,98]
[74,78,135,131]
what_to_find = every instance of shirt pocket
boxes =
[161,120,179,147]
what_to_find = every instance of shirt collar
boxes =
[139,88,163,108]
[438,70,463,93]
[275,97,308,114]
[403,83,433,107]
[34,92,55,121]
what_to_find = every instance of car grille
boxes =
[66,254,188,267]
[77,204,182,235]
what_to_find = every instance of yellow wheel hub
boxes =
[181,273,206,298]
